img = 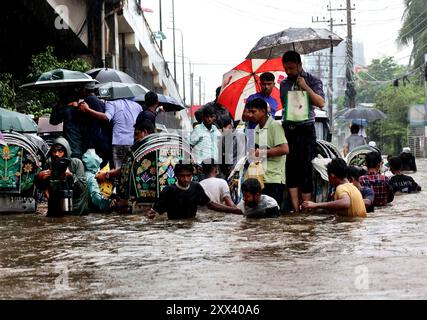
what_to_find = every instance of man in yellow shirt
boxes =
[302,158,367,218]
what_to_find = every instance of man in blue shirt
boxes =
[280,51,325,213]
[247,72,279,117]
[79,98,142,169]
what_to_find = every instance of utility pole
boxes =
[159,0,163,54]
[172,0,177,82]
[199,76,202,106]
[169,27,186,104]
[345,0,356,108]
[312,3,346,129]
[327,0,356,109]
[313,0,355,129]
[327,1,356,110]
[189,61,194,106]
[317,54,322,79]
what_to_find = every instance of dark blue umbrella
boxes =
[86,68,137,84]
[341,106,387,121]
[133,94,184,111]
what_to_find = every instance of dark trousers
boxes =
[283,122,317,194]
[262,183,284,212]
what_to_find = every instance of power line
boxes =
[369,8,427,48]
[208,0,314,26]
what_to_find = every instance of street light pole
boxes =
[172,0,177,82]
[189,60,194,106]
[159,0,163,53]
[199,76,202,106]
[168,28,186,104]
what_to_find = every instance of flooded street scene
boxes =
[1,0,427,301]
[1,162,426,300]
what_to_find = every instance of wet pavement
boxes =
[1,160,426,299]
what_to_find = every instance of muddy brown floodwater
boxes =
[1,160,427,299]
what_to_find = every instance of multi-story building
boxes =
[0,0,181,101]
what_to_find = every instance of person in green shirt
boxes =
[246,98,289,212]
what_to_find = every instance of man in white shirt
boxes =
[190,106,221,164]
[199,160,237,208]
[237,178,280,218]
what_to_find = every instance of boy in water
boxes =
[347,166,375,213]
[359,152,394,207]
[146,163,241,220]
[237,179,280,219]
[302,158,367,218]
[389,156,421,194]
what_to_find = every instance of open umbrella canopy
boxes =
[217,58,285,120]
[0,107,37,132]
[86,68,137,84]
[340,106,387,121]
[37,117,63,134]
[247,27,343,59]
[133,94,185,111]
[97,82,149,100]
[20,69,96,89]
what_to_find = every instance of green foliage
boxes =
[0,73,16,108]
[334,96,345,112]
[335,56,426,155]
[356,57,405,104]
[367,82,425,155]
[398,0,427,68]
[0,46,92,118]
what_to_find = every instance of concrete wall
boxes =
[118,0,181,101]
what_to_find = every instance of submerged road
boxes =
[1,160,426,299]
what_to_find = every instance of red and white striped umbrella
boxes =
[217,58,286,121]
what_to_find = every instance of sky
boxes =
[142,0,413,104]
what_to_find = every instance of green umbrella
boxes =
[97,82,149,100]
[20,68,96,89]
[0,108,37,133]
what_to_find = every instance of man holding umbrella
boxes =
[280,51,325,213]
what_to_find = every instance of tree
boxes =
[0,46,92,118]
[333,56,426,154]
[356,57,404,104]
[368,83,425,155]
[398,0,427,68]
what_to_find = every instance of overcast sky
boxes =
[142,0,412,103]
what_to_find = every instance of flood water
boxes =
[1,161,427,300]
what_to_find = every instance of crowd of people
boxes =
[34,50,421,220]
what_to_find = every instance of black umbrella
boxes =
[20,69,96,89]
[247,27,343,59]
[0,107,37,132]
[133,94,185,111]
[341,106,387,121]
[97,82,149,100]
[86,68,137,84]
